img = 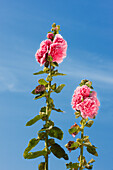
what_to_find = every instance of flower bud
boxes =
[47,33,54,40]
[65,141,76,152]
[35,85,46,94]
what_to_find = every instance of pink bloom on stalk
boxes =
[35,34,67,65]
[49,34,67,63]
[35,39,52,66]
[47,33,54,40]
[77,97,99,119]
[71,85,100,119]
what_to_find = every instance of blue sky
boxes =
[0,0,113,169]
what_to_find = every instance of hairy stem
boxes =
[79,120,84,170]
[45,63,52,170]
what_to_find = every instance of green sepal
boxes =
[31,89,37,95]
[43,67,50,73]
[51,62,59,67]
[34,92,47,100]
[80,118,88,126]
[50,143,68,160]
[85,120,94,127]
[38,79,48,86]
[68,126,79,135]
[66,162,79,170]
[52,107,64,113]
[86,145,98,156]
[54,84,65,93]
[23,138,47,159]
[38,162,45,170]
[70,142,79,149]
[33,70,46,75]
[48,55,53,61]
[38,120,54,133]
[48,126,63,140]
[74,110,81,118]
[26,115,43,126]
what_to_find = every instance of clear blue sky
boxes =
[0,0,113,170]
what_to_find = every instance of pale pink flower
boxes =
[75,85,91,97]
[72,94,83,110]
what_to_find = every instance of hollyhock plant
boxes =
[23,23,68,170]
[66,80,100,170]
[35,25,67,66]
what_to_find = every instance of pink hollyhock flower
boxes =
[77,97,100,119]
[47,33,54,40]
[72,85,100,119]
[35,39,52,66]
[35,34,67,65]
[49,34,67,63]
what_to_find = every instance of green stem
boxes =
[79,120,84,170]
[45,63,52,170]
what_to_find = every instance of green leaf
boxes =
[80,118,88,126]
[24,150,47,159]
[38,79,48,86]
[23,138,46,159]
[85,120,94,127]
[26,115,43,126]
[38,132,46,140]
[54,84,65,93]
[38,162,45,170]
[51,62,59,67]
[86,145,98,156]
[52,107,64,113]
[38,120,54,133]
[34,92,47,100]
[50,143,68,160]
[52,72,66,77]
[66,162,79,169]
[33,70,46,75]
[48,126,63,140]
[31,89,36,95]
[88,158,95,164]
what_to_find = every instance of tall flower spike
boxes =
[23,23,68,170]
[66,80,100,170]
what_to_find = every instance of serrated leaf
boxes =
[26,115,43,126]
[52,107,64,113]
[38,79,48,86]
[85,120,94,127]
[50,143,68,160]
[87,145,98,156]
[54,84,65,93]
[33,70,46,75]
[48,126,63,140]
